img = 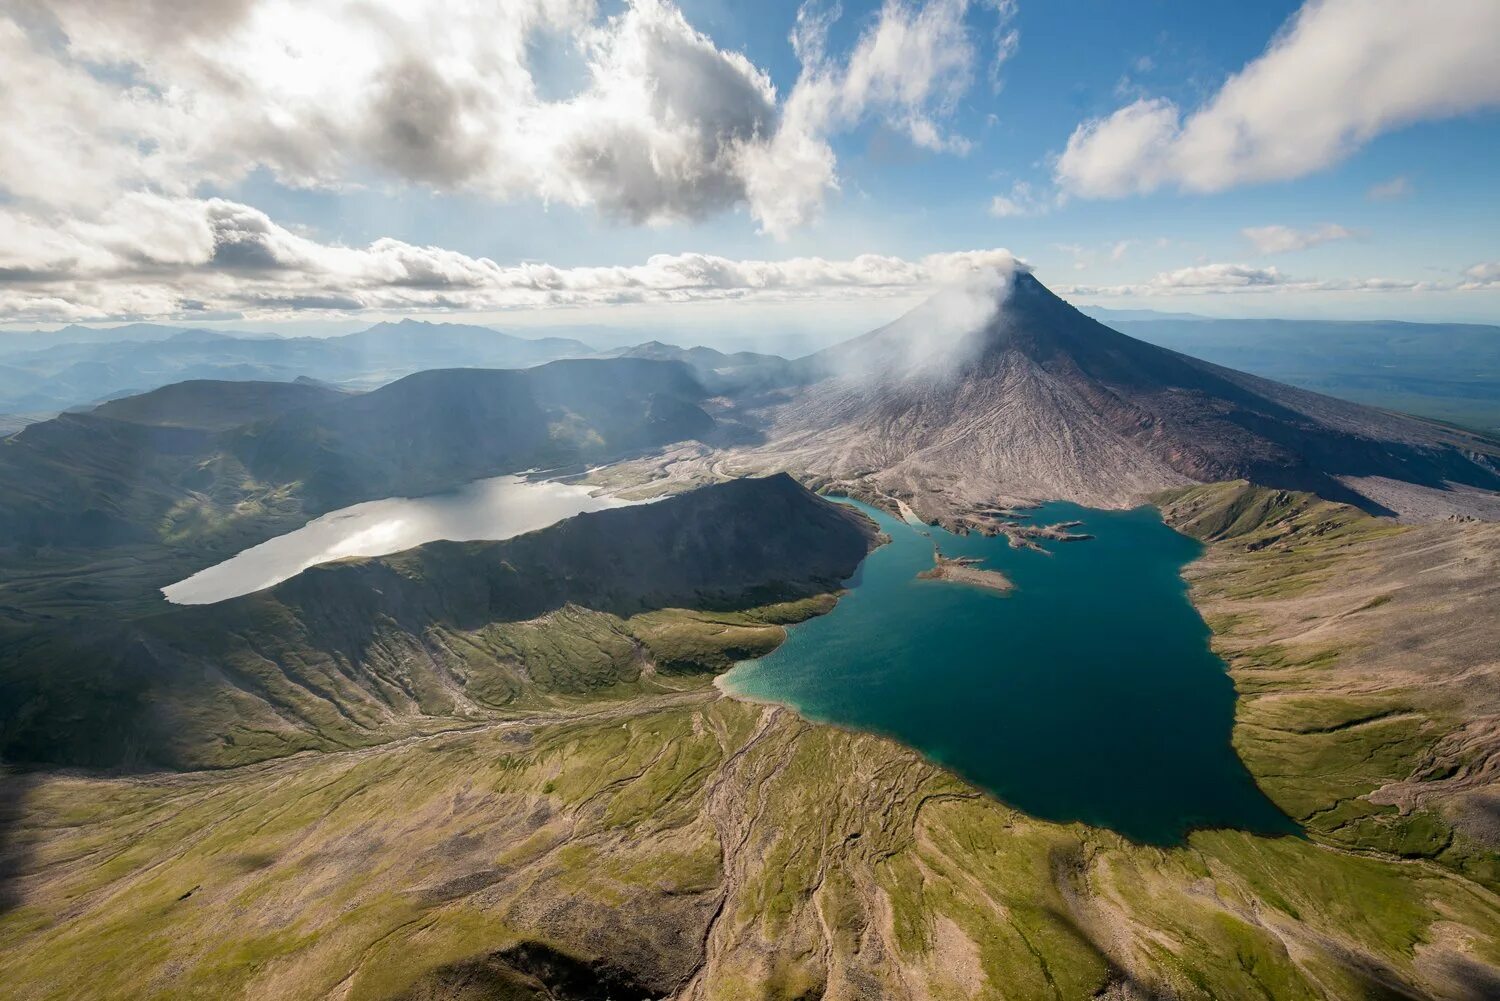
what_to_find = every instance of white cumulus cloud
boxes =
[744,0,1017,235]
[0,0,1014,240]
[1054,0,1500,198]
[988,180,1047,218]
[0,194,1026,321]
[1242,223,1355,255]
[1060,262,1449,298]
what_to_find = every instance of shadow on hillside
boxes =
[392,941,660,1001]
[0,769,35,916]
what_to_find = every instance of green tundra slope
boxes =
[0,475,876,769]
[3,699,1498,999]
[2,481,1500,999]
[0,359,717,629]
[0,359,713,552]
[1154,482,1500,890]
[89,379,346,431]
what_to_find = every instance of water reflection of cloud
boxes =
[309,518,411,567]
[162,476,638,605]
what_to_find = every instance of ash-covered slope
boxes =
[746,271,1500,520]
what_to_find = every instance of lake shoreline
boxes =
[719,497,1296,845]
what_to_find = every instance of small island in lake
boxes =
[916,551,1013,593]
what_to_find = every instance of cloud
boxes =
[987,194,1027,218]
[822,261,1024,384]
[983,0,1021,92]
[1462,263,1500,289]
[1242,223,1355,255]
[0,195,1025,321]
[1055,0,1500,198]
[747,0,1015,234]
[12,0,776,222]
[1061,261,1450,298]
[1053,97,1180,199]
[987,181,1046,218]
[1,0,1013,239]
[819,0,992,154]
[1053,240,1133,271]
[1146,263,1288,291]
[1367,175,1412,201]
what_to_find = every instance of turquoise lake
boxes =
[721,500,1297,845]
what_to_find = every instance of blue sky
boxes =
[3,0,1498,333]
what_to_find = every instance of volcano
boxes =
[738,270,1500,521]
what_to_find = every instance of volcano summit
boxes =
[736,270,1500,523]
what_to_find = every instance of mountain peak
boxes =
[749,267,1500,522]
[803,267,1088,379]
[357,318,504,337]
[362,318,440,332]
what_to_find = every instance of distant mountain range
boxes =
[8,307,1499,438]
[0,322,270,353]
[1078,305,1210,323]
[0,318,821,426]
[7,276,1498,561]
[0,319,596,420]
[608,340,797,393]
[0,358,715,549]
[1096,314,1500,433]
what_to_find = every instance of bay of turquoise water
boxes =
[722,500,1297,845]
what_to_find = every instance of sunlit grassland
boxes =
[6,695,1499,1000]
[1156,481,1500,889]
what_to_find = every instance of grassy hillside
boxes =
[2,473,1497,998]
[0,412,290,549]
[0,476,877,769]
[4,696,1498,1000]
[1155,481,1500,888]
[91,379,344,430]
[0,480,1494,996]
[0,359,714,561]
